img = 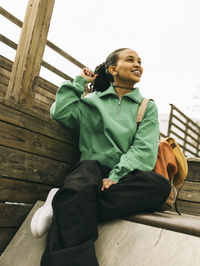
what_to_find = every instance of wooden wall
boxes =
[0,55,57,116]
[0,70,80,251]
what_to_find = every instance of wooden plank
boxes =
[0,55,13,72]
[0,228,17,252]
[0,120,80,163]
[0,176,53,204]
[34,85,56,101]
[46,40,87,69]
[177,181,200,203]
[126,211,200,237]
[0,6,23,27]
[36,76,58,94]
[0,101,78,144]
[0,202,32,227]
[0,34,17,50]
[0,73,9,86]
[6,0,55,107]
[174,200,200,217]
[0,66,11,81]
[0,201,46,265]
[0,84,7,97]
[41,60,73,81]
[187,161,200,182]
[1,203,200,266]
[33,97,52,115]
[170,104,200,129]
[0,146,73,186]
[34,91,54,106]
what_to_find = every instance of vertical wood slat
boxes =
[167,105,173,136]
[6,0,55,108]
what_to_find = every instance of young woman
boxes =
[33,48,171,266]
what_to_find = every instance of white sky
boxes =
[1,0,200,118]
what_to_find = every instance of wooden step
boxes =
[1,201,200,266]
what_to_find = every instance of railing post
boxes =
[6,0,55,108]
[167,104,173,136]
[183,120,189,155]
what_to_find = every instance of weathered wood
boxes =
[33,97,52,115]
[0,120,79,163]
[0,176,53,204]
[177,181,200,202]
[0,34,17,50]
[41,60,73,81]
[0,228,16,252]
[0,146,72,186]
[0,100,78,144]
[34,85,56,101]
[174,200,200,217]
[46,40,87,69]
[34,92,54,107]
[0,84,7,97]
[0,55,13,72]
[0,7,23,27]
[187,160,200,182]
[0,203,32,227]
[6,0,55,107]
[126,211,200,237]
[36,76,58,94]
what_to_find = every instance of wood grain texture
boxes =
[0,101,78,144]
[0,203,32,227]
[0,176,53,204]
[0,146,72,186]
[0,120,79,163]
[6,0,55,107]
[0,228,16,252]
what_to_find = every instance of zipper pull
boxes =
[118,98,121,105]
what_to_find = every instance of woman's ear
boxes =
[108,65,117,76]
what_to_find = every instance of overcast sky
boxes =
[1,0,200,118]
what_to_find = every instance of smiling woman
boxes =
[31,47,171,266]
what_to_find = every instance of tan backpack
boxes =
[136,99,188,213]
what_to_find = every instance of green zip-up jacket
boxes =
[50,76,159,182]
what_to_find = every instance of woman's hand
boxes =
[101,178,117,191]
[80,68,98,83]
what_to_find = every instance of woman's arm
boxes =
[108,101,159,183]
[50,68,97,131]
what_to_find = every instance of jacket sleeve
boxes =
[50,76,87,131]
[108,101,159,182]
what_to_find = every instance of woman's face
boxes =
[109,49,143,86]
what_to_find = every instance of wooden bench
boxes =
[1,201,200,266]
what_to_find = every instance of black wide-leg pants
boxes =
[41,160,171,266]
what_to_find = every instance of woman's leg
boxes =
[98,169,171,222]
[41,160,103,266]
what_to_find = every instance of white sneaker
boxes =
[30,188,59,238]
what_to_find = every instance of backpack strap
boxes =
[136,98,150,129]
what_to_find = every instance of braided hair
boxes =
[91,48,128,92]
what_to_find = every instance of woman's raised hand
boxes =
[80,68,98,83]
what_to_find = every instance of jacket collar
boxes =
[97,84,143,104]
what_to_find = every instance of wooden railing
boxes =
[0,6,86,83]
[168,104,200,157]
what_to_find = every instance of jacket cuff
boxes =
[108,172,120,183]
[73,76,87,91]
